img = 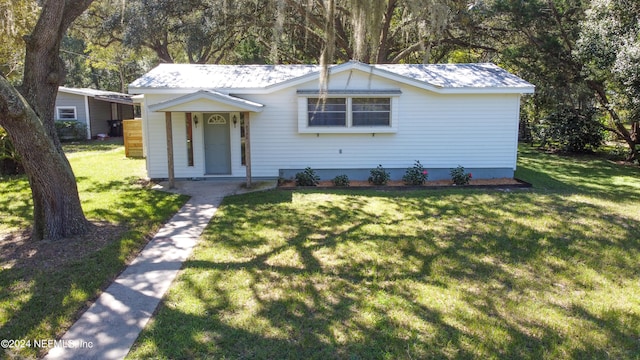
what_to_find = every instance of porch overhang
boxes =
[148,90,264,113]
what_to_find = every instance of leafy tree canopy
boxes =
[0,0,40,81]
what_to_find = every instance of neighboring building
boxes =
[128,61,534,182]
[56,87,135,139]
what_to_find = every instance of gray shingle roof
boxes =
[128,61,534,92]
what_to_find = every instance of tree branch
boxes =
[0,75,28,120]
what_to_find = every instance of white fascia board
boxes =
[130,87,261,95]
[128,87,184,95]
[130,84,534,97]
[264,63,479,95]
[58,87,99,98]
[253,63,351,93]
[58,87,80,95]
[129,61,535,96]
[437,86,536,95]
[248,61,374,94]
[58,87,87,96]
[131,94,144,104]
[148,90,264,112]
[59,86,132,98]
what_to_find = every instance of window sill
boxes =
[298,126,397,134]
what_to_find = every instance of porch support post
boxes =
[243,112,252,188]
[165,111,175,189]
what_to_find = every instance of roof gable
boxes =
[148,90,264,113]
[129,61,534,95]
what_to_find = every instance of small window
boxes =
[352,98,390,126]
[57,107,77,120]
[308,98,346,126]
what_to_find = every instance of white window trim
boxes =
[307,97,347,128]
[56,106,77,120]
[298,94,399,134]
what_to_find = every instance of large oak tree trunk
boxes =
[0,0,94,241]
[0,78,88,240]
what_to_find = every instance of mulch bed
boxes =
[278,178,532,190]
[0,222,127,272]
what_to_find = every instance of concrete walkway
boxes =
[44,180,275,360]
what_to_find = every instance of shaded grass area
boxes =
[516,147,640,200]
[0,139,134,233]
[0,175,31,232]
[0,145,187,359]
[61,137,124,154]
[129,146,640,359]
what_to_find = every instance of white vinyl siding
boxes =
[142,93,246,178]
[55,92,87,122]
[251,69,520,176]
[140,67,523,179]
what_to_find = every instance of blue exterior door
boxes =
[203,113,231,175]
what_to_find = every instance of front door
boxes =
[204,113,231,174]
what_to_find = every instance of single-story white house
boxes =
[56,87,135,139]
[128,61,534,184]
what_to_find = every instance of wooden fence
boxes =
[123,119,143,158]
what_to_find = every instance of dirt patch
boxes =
[0,222,127,272]
[279,177,527,188]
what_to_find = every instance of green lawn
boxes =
[128,146,640,359]
[0,143,187,359]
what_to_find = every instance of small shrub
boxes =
[450,165,472,185]
[368,165,390,186]
[402,160,428,185]
[55,120,87,141]
[277,177,289,186]
[332,174,350,187]
[295,167,320,186]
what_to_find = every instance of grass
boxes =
[0,142,187,359]
[128,146,640,359]
[61,137,125,154]
[0,138,133,233]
